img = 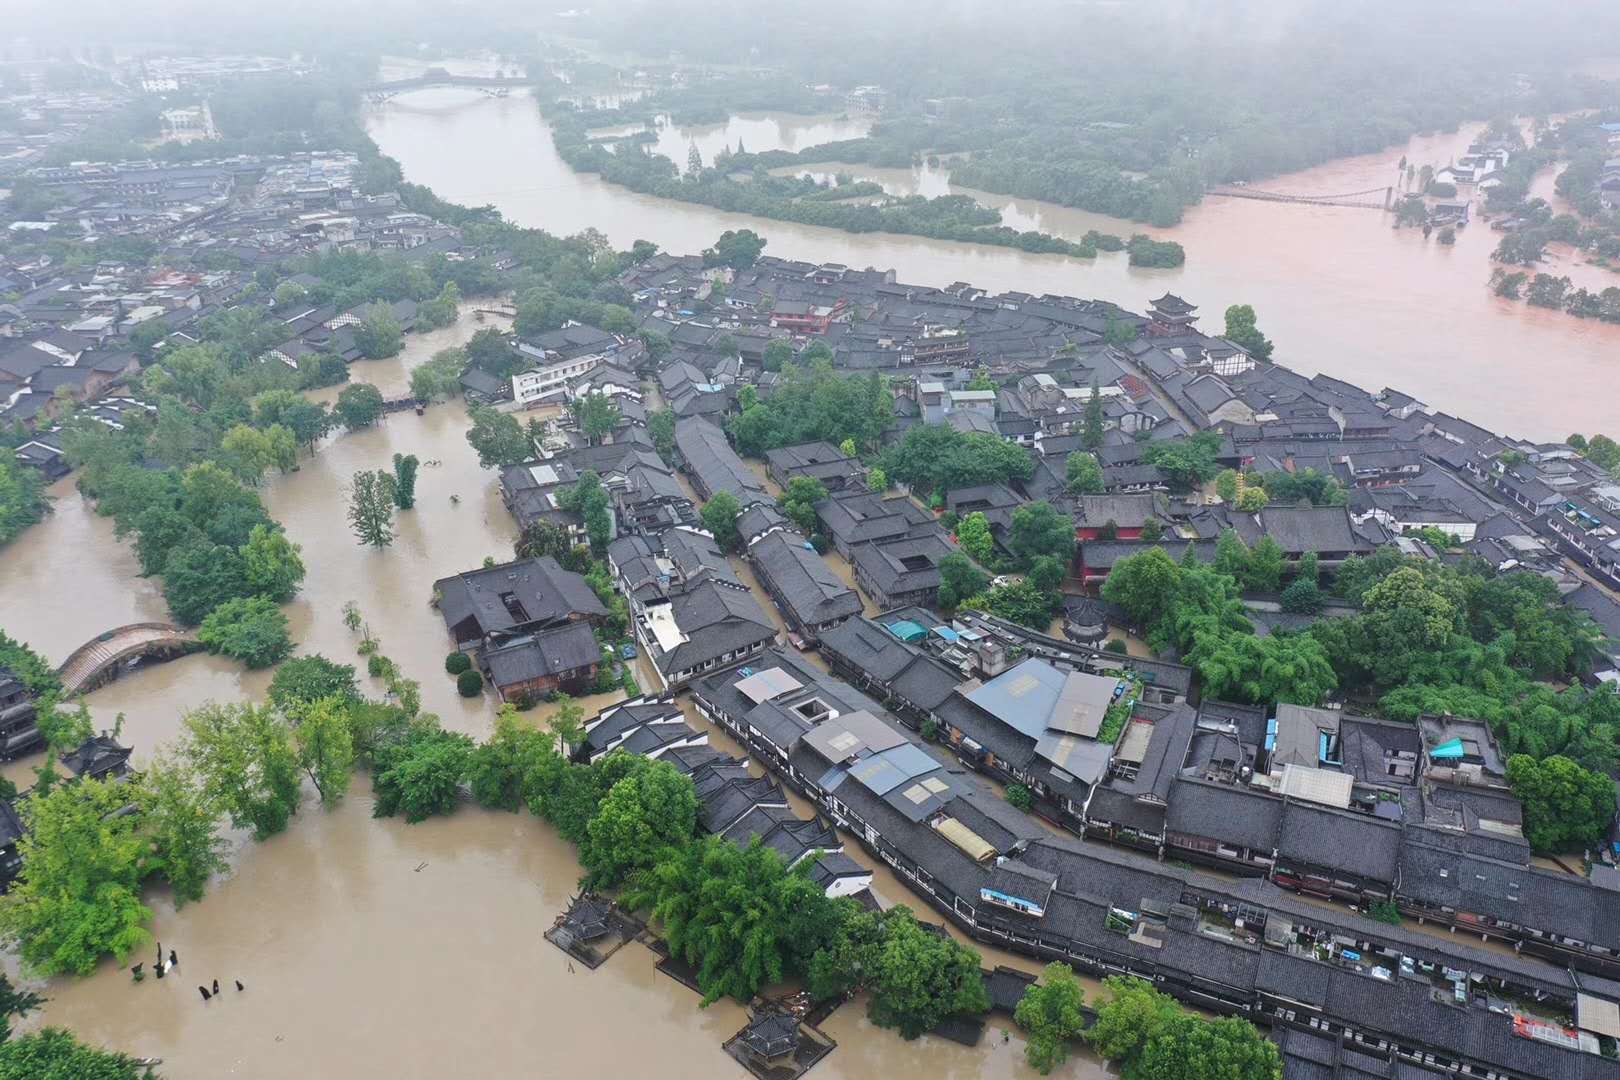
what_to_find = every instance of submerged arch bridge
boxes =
[1205,184,1393,210]
[57,623,201,697]
[362,68,540,102]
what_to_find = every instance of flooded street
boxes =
[0,311,1108,1076]
[367,86,1620,440]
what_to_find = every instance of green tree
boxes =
[0,458,49,547]
[0,970,41,1043]
[955,511,995,564]
[965,579,1056,629]
[1143,432,1223,492]
[416,280,461,329]
[0,778,151,975]
[139,758,229,907]
[625,834,828,1006]
[762,339,794,372]
[354,302,404,359]
[391,453,419,510]
[1015,963,1088,1075]
[465,404,532,469]
[128,318,168,363]
[1086,976,1185,1064]
[936,552,989,611]
[648,408,676,460]
[1102,546,1180,628]
[570,391,621,445]
[161,539,254,626]
[1081,379,1105,449]
[180,702,302,840]
[1506,753,1615,853]
[239,524,305,602]
[372,725,474,823]
[1213,528,1250,581]
[282,399,332,453]
[701,491,741,552]
[1065,451,1104,494]
[409,347,465,403]
[268,655,359,711]
[862,906,989,1039]
[0,633,60,699]
[1262,468,1344,506]
[1222,303,1274,363]
[273,281,308,310]
[1135,1013,1283,1080]
[557,470,612,552]
[1279,575,1322,614]
[582,759,698,888]
[197,596,292,668]
[347,469,396,550]
[0,1027,154,1079]
[702,228,767,270]
[335,382,385,428]
[866,467,888,492]
[220,423,278,485]
[292,696,355,806]
[1246,535,1285,592]
[469,706,560,812]
[777,475,828,536]
[1027,554,1066,595]
[1008,500,1075,567]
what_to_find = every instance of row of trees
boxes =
[1012,968,1281,1077]
[550,102,1118,260]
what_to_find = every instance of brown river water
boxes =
[364,60,1620,441]
[0,311,1106,1076]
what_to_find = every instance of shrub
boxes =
[921,718,940,741]
[445,651,471,675]
[1006,783,1033,811]
[456,669,484,697]
[1365,900,1402,925]
[196,597,292,668]
[1103,639,1129,654]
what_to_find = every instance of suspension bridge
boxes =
[1205,184,1394,211]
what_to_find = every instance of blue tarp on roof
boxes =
[1430,738,1465,760]
[886,620,927,643]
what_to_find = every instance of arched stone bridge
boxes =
[362,68,540,102]
[57,623,201,696]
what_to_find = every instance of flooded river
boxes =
[366,77,1620,440]
[0,313,1105,1076]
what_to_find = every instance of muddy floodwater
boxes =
[366,59,1620,440]
[0,312,1106,1076]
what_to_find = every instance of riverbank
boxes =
[365,85,1620,440]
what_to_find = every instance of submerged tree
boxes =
[347,469,396,550]
[391,453,419,510]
